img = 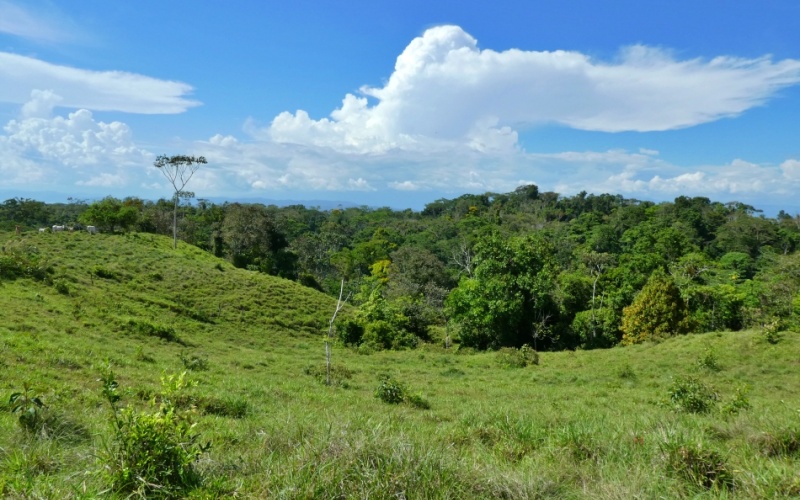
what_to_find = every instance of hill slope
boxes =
[1,230,799,498]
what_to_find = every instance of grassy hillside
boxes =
[1,230,799,498]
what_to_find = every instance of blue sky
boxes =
[2,1,800,213]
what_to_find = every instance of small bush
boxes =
[100,369,210,497]
[667,444,735,490]
[0,242,50,282]
[374,375,430,409]
[496,344,539,368]
[361,320,419,350]
[762,318,782,344]
[179,351,209,371]
[8,384,48,434]
[52,278,70,295]
[696,348,721,372]
[668,376,719,414]
[375,375,406,404]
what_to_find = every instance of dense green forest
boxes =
[3,186,800,351]
[1,204,799,497]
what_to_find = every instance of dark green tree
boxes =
[621,270,692,345]
[79,197,139,233]
[446,234,558,349]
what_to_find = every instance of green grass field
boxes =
[1,230,798,498]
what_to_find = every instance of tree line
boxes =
[3,185,800,351]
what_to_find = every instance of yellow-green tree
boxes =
[621,269,692,345]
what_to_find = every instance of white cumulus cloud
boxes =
[263,25,800,154]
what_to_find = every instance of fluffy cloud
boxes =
[265,25,800,154]
[0,93,153,190]
[0,53,200,114]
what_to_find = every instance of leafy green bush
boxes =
[375,375,406,404]
[100,369,210,497]
[0,242,50,281]
[362,320,418,350]
[8,384,47,434]
[668,376,719,413]
[374,375,430,409]
[336,319,364,346]
[572,308,621,348]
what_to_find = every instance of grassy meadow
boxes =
[1,230,799,498]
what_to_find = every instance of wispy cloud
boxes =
[0,1,75,43]
[0,53,200,114]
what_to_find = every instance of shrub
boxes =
[668,376,719,414]
[762,318,782,344]
[696,347,721,372]
[496,344,539,368]
[336,319,364,346]
[375,375,406,404]
[52,278,70,295]
[100,369,210,497]
[374,375,430,409]
[179,351,209,371]
[666,444,735,490]
[572,308,621,348]
[0,242,50,282]
[8,384,47,434]
[361,320,419,350]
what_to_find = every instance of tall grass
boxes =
[0,230,798,497]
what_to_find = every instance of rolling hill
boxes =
[1,230,798,498]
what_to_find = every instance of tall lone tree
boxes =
[154,155,207,249]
